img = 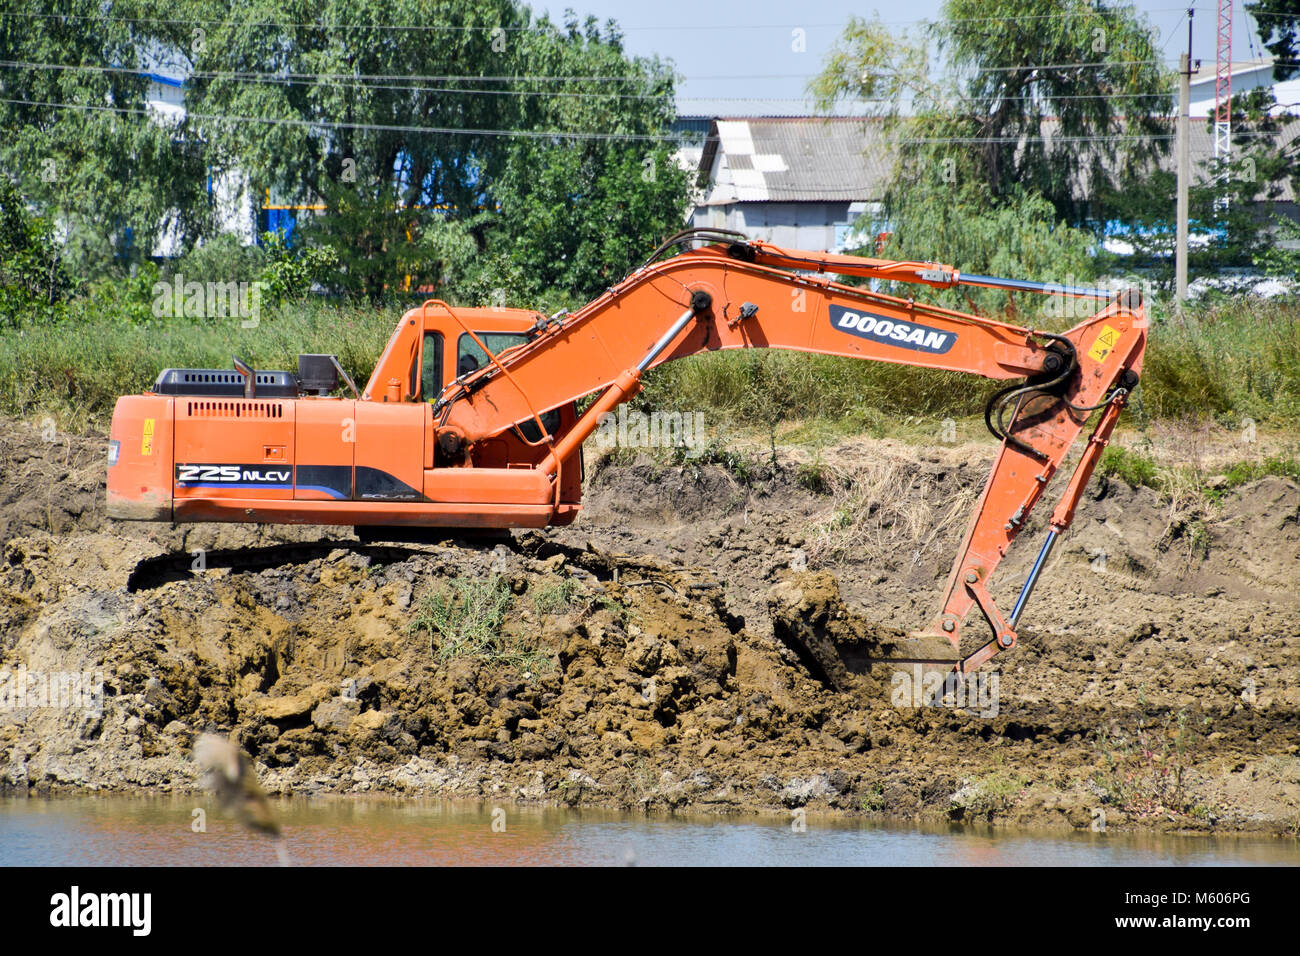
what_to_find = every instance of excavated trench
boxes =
[1,417,1299,834]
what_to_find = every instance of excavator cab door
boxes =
[420,331,444,402]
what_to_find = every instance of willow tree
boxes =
[0,0,210,275]
[174,0,686,302]
[811,0,1171,298]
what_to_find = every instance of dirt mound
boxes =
[0,419,107,540]
[2,420,1299,833]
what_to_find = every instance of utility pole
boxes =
[1176,10,1197,309]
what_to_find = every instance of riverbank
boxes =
[1,416,1298,837]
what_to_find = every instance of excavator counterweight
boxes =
[107,230,1146,677]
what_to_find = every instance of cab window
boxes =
[457,332,559,440]
[456,332,528,378]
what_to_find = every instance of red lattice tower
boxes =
[1214,0,1233,161]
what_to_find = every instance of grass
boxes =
[795,457,834,494]
[803,454,979,566]
[1139,300,1300,424]
[950,770,1029,819]
[409,573,552,673]
[672,438,757,484]
[859,783,886,814]
[640,298,1300,433]
[1217,455,1300,491]
[1090,439,1300,568]
[641,348,998,427]
[1,291,1297,443]
[1099,441,1298,500]
[1097,446,1162,490]
[530,577,581,616]
[0,298,394,432]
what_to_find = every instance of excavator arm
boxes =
[435,231,1148,675]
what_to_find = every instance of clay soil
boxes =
[1,417,1298,836]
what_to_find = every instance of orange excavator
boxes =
[107,229,1147,676]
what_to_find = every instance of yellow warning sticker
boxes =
[1088,324,1120,363]
[141,418,155,457]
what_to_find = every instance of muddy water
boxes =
[1,797,1296,866]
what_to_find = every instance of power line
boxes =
[1223,8,1300,21]
[0,59,674,101]
[0,7,1208,32]
[0,57,1171,87]
[0,60,1183,104]
[1,11,532,32]
[0,95,681,142]
[887,133,1177,145]
[6,92,1237,150]
[1158,8,1191,55]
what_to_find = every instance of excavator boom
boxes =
[107,230,1147,676]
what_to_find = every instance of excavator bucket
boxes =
[767,573,961,696]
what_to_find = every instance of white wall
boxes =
[692,201,877,252]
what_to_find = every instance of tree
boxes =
[812,0,1171,227]
[0,178,70,323]
[2,1,689,301]
[1094,88,1296,288]
[1255,215,1300,279]
[174,2,687,302]
[474,15,687,303]
[0,0,211,276]
[873,180,1100,315]
[256,230,340,303]
[169,0,531,216]
[1246,0,1300,81]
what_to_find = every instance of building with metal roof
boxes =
[684,105,1299,256]
[688,116,891,251]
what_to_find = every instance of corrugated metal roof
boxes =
[1187,120,1300,203]
[698,117,891,204]
[695,114,1299,206]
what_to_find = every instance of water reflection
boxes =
[1,797,1296,866]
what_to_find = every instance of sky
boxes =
[535,1,1273,105]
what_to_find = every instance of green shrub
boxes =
[796,459,834,494]
[409,574,512,661]
[1098,446,1161,489]
[1220,456,1300,490]
[257,231,341,303]
[0,179,71,324]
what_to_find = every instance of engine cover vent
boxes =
[183,400,286,419]
[153,368,298,398]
